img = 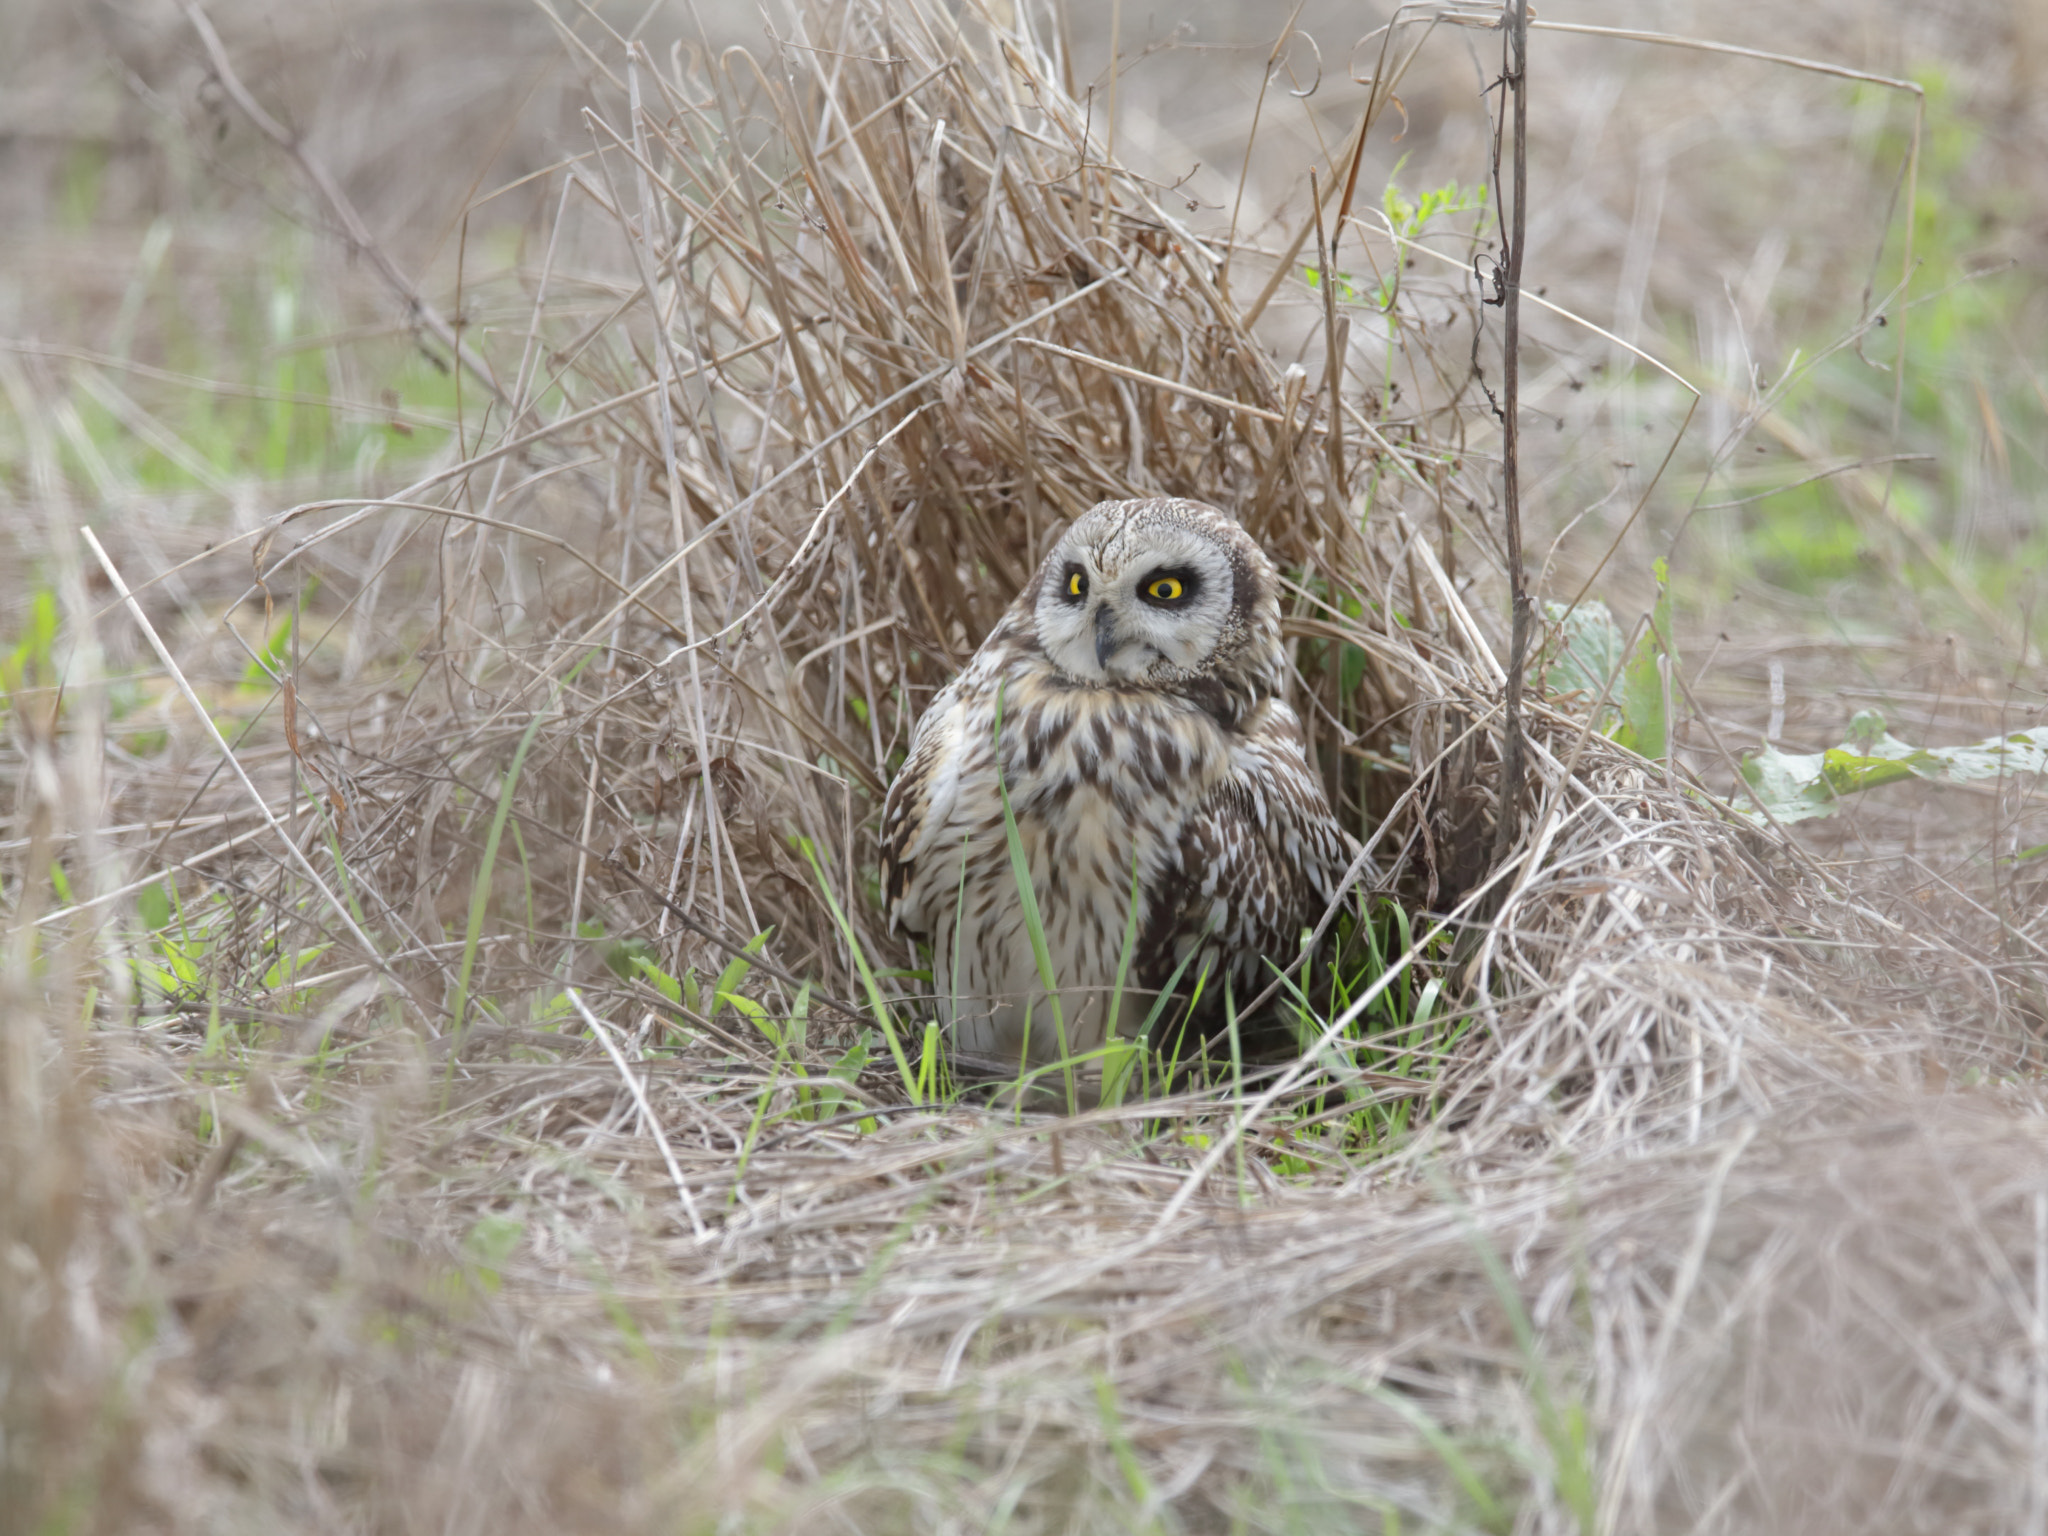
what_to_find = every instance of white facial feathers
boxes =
[1030,499,1261,685]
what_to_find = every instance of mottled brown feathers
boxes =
[879,498,1359,1065]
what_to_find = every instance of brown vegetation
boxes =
[3,1,2046,1531]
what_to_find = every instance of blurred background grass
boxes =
[5,0,2041,738]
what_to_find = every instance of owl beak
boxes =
[1092,604,1121,671]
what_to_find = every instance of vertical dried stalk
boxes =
[1489,0,1533,869]
[1309,168,1348,502]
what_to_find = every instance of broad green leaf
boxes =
[163,939,204,990]
[719,990,780,1050]
[134,959,179,998]
[631,955,682,1005]
[137,879,172,934]
[829,1034,869,1082]
[599,936,652,980]
[1541,599,1625,728]
[713,928,773,1008]
[1910,730,2048,784]
[1741,710,2048,823]
[828,1035,877,1132]
[1738,744,1844,823]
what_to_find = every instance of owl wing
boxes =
[1139,702,1360,1006]
[879,672,979,941]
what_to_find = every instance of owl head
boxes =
[1029,498,1286,701]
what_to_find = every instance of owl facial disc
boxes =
[1032,500,1247,685]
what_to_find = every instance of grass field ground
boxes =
[3,2,2046,1531]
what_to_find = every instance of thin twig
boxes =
[1309,168,1349,501]
[181,3,509,408]
[1487,0,1532,871]
[567,988,710,1239]
[81,528,403,998]
[1014,338,1286,423]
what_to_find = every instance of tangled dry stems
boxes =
[5,2,2047,1531]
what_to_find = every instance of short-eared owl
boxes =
[879,498,1359,1066]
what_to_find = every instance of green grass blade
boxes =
[799,837,921,1105]
[990,681,1072,1110]
[448,648,597,1046]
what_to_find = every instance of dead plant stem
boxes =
[1488,0,1532,871]
[181,3,508,409]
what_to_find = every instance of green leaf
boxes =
[798,838,920,1104]
[1541,599,1625,728]
[1614,559,1674,762]
[600,936,655,981]
[719,990,780,1050]
[5,588,61,699]
[241,602,303,690]
[630,955,682,1005]
[786,982,810,1052]
[463,1213,525,1294]
[262,942,333,993]
[992,681,1074,1103]
[1739,744,1846,822]
[829,1034,869,1082]
[1820,748,1923,796]
[133,959,179,999]
[1303,265,1357,300]
[712,928,773,1011]
[1413,977,1442,1030]
[136,879,173,934]
[827,1035,877,1132]
[1740,711,2048,823]
[1916,730,2048,784]
[162,939,204,990]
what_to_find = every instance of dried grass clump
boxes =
[6,2,2048,1532]
[297,0,1921,1142]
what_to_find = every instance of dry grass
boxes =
[5,1,2048,1532]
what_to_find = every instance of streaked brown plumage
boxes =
[879,498,1358,1067]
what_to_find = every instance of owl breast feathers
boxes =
[878,497,1360,1067]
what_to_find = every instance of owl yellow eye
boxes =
[1146,576,1184,602]
[1065,568,1087,600]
